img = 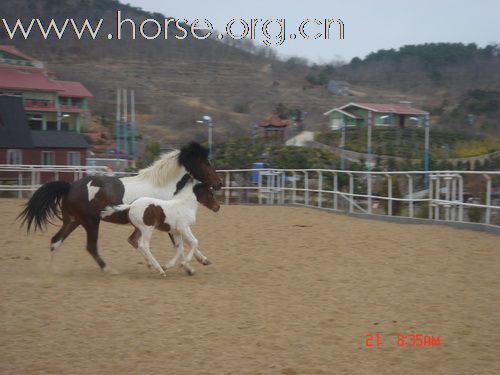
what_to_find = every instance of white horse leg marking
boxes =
[136,230,153,267]
[167,231,194,275]
[86,181,100,201]
[136,245,152,267]
[50,239,62,251]
[193,248,211,265]
[139,228,166,276]
[182,227,199,263]
[165,232,184,269]
[178,228,196,275]
[144,246,165,276]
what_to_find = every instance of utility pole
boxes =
[116,89,121,159]
[367,110,373,171]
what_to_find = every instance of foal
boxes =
[102,178,220,276]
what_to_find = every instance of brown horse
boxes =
[19,142,222,273]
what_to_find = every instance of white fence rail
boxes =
[0,164,110,198]
[1,165,499,230]
[217,169,500,230]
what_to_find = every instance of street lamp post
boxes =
[367,110,373,171]
[197,115,213,161]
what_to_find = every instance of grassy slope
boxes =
[1,1,499,149]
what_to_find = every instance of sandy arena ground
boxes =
[1,198,499,375]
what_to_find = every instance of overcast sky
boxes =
[128,0,499,63]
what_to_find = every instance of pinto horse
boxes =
[18,142,222,273]
[102,177,220,276]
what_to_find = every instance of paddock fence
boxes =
[217,168,500,231]
[1,165,499,231]
[0,164,110,198]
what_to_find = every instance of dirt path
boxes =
[1,199,499,375]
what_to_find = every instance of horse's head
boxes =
[193,183,220,212]
[179,142,223,190]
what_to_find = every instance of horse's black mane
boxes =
[178,142,209,167]
[174,173,192,195]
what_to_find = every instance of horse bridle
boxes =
[174,173,192,195]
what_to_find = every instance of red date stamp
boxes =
[365,333,441,348]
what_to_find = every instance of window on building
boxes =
[0,91,22,96]
[41,151,55,165]
[59,97,70,106]
[7,149,22,164]
[28,114,43,130]
[46,121,57,131]
[67,151,80,166]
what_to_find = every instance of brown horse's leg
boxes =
[81,220,110,272]
[48,217,80,271]
[50,220,80,251]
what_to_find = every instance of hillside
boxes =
[0,0,337,144]
[1,0,499,146]
[337,44,500,134]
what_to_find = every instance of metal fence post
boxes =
[428,173,434,220]
[407,174,414,218]
[30,166,35,195]
[281,171,286,204]
[333,173,338,211]
[267,171,277,204]
[451,175,457,221]
[258,171,262,205]
[434,175,440,220]
[367,172,372,214]
[318,171,323,208]
[445,175,451,221]
[484,174,491,225]
[304,171,309,206]
[225,171,230,205]
[348,173,354,213]
[458,175,464,222]
[17,172,22,199]
[292,171,297,204]
[386,174,393,216]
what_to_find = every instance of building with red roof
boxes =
[0,45,92,133]
[324,101,429,130]
[0,94,89,182]
[258,114,290,143]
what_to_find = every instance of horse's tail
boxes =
[18,180,71,233]
[101,204,131,218]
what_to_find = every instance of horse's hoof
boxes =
[187,269,195,276]
[160,272,167,277]
[201,259,212,266]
